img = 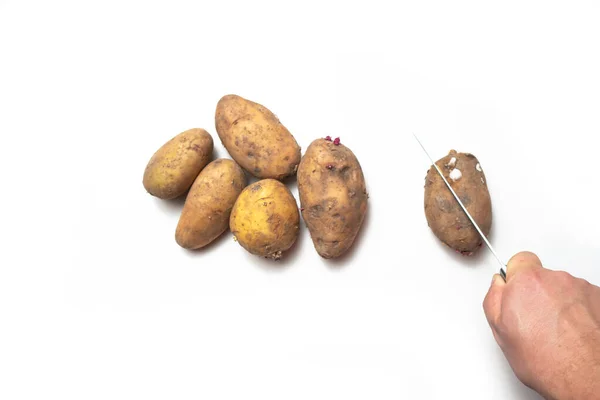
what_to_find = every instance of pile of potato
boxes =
[143,95,368,260]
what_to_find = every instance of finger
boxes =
[483,274,506,329]
[490,325,505,350]
[506,251,543,282]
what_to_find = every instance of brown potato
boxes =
[143,128,213,199]
[215,94,301,180]
[229,179,300,260]
[175,159,247,249]
[424,150,492,255]
[297,138,368,259]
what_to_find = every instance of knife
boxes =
[414,134,507,280]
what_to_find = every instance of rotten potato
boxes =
[215,94,301,180]
[424,150,492,255]
[229,179,299,260]
[143,128,213,199]
[175,159,247,249]
[297,137,368,259]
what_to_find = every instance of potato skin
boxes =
[297,139,368,259]
[229,179,300,260]
[215,95,301,180]
[175,159,247,249]
[143,128,214,199]
[424,150,492,255]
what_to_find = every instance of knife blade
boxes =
[414,134,507,280]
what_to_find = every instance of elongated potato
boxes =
[175,159,247,249]
[230,179,299,260]
[143,128,213,199]
[424,150,492,255]
[297,138,368,259]
[215,95,301,180]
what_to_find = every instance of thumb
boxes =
[483,274,506,329]
[506,251,543,282]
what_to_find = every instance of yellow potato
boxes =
[143,128,213,199]
[230,179,300,260]
[175,159,247,249]
[297,138,368,258]
[215,95,301,180]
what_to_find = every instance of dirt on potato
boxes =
[230,179,300,260]
[424,150,492,255]
[215,95,301,180]
[143,128,213,199]
[297,138,367,259]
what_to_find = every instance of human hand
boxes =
[483,252,600,400]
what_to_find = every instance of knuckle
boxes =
[575,276,591,290]
[482,293,500,328]
[497,314,512,335]
[555,270,571,279]
[553,270,575,286]
[513,267,540,284]
[482,293,491,311]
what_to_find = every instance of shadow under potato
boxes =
[212,147,225,160]
[153,193,187,217]
[279,171,298,187]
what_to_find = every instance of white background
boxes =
[1,1,599,399]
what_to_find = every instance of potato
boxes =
[424,150,492,255]
[143,128,213,199]
[215,94,301,180]
[175,159,247,249]
[297,138,368,259]
[229,179,300,260]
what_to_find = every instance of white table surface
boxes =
[1,1,599,399]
